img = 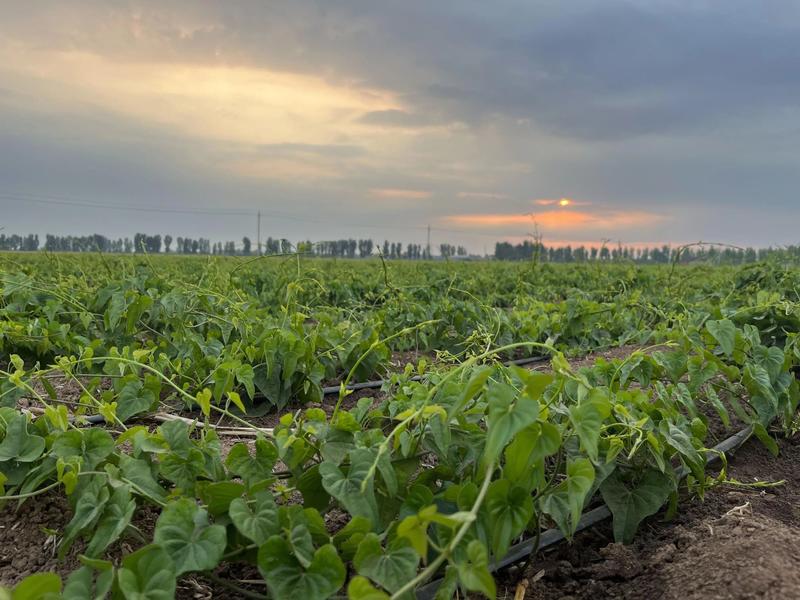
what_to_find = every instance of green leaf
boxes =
[376,448,398,497]
[116,380,156,422]
[399,484,435,520]
[104,292,126,331]
[486,479,534,559]
[332,516,372,561]
[61,477,111,556]
[660,421,703,472]
[503,422,560,491]
[705,386,730,429]
[118,455,167,502]
[116,544,176,600]
[196,388,212,417]
[744,363,778,415]
[752,422,779,456]
[258,538,346,600]
[456,540,495,600]
[63,561,114,600]
[687,356,719,393]
[348,576,390,600]
[0,414,45,463]
[652,350,688,384]
[290,524,316,568]
[706,319,736,356]
[85,484,136,557]
[153,498,226,576]
[228,391,247,414]
[52,428,114,471]
[229,491,279,545]
[600,469,674,544]
[11,573,61,599]
[568,389,611,462]
[449,365,492,418]
[433,566,459,600]
[297,464,331,510]
[396,505,436,559]
[226,438,278,486]
[354,533,419,593]
[484,381,540,464]
[539,458,595,538]
[198,481,247,517]
[320,448,379,526]
[753,345,785,382]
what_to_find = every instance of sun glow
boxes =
[559,198,571,207]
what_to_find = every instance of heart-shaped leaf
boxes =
[258,537,345,600]
[600,468,674,543]
[354,533,419,593]
[320,448,379,526]
[0,414,45,463]
[484,381,540,464]
[116,544,176,600]
[539,458,595,538]
[116,380,156,422]
[226,438,278,486]
[85,484,136,557]
[706,319,736,357]
[229,491,279,545]
[486,479,534,559]
[568,389,611,462]
[455,540,495,600]
[52,428,114,471]
[153,498,226,575]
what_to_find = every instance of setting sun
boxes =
[559,198,571,207]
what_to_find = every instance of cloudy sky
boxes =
[1,0,799,252]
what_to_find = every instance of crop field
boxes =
[0,253,799,599]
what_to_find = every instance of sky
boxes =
[1,0,799,253]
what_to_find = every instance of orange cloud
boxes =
[445,209,667,230]
[370,188,432,200]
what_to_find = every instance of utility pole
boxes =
[257,210,261,255]
[426,224,431,259]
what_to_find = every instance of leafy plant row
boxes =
[1,311,797,599]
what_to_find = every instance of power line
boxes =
[0,190,527,240]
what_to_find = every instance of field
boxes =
[0,252,799,599]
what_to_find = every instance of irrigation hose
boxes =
[416,424,755,599]
[83,355,549,424]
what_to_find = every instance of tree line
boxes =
[3,231,797,264]
[0,232,467,259]
[494,240,799,264]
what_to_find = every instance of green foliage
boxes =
[600,469,675,543]
[2,255,799,599]
[258,538,346,600]
[115,545,176,600]
[153,499,226,575]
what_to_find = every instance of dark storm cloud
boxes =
[1,1,800,249]
[100,0,799,141]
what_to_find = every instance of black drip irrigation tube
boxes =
[83,355,549,425]
[415,424,756,600]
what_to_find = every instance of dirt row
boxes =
[499,432,800,600]
[3,345,798,599]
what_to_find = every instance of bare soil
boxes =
[503,431,800,600]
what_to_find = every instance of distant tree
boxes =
[242,237,251,255]
[164,235,173,253]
